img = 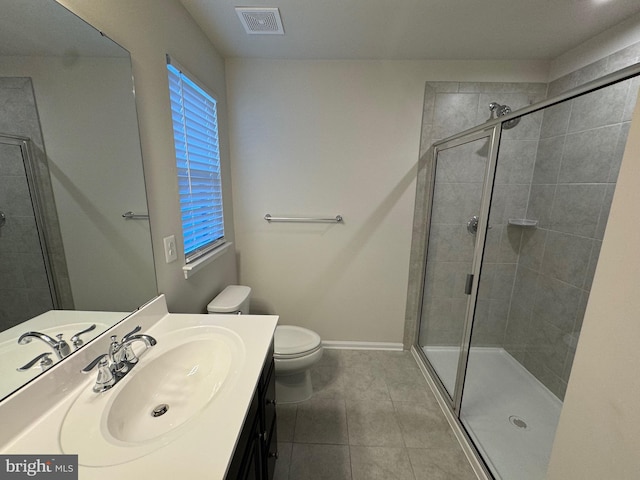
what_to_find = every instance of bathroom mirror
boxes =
[0,0,157,400]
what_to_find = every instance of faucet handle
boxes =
[82,354,115,393]
[70,324,97,348]
[121,325,142,342]
[82,353,109,373]
[17,352,53,372]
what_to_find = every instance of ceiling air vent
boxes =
[235,7,284,35]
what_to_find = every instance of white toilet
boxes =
[207,285,323,403]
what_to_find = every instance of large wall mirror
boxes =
[0,0,157,400]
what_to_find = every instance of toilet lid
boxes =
[274,325,321,356]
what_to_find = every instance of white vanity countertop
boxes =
[0,298,278,480]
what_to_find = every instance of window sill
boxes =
[182,242,233,279]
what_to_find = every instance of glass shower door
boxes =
[418,130,497,400]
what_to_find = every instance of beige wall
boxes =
[546,82,640,479]
[57,0,238,312]
[226,59,547,343]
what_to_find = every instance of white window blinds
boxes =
[167,57,225,263]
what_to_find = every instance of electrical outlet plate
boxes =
[163,235,177,263]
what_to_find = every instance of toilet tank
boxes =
[207,285,251,314]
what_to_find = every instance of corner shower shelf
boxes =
[508,219,538,228]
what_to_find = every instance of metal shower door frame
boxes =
[417,124,502,416]
[0,133,61,309]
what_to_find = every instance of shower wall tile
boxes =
[422,298,466,346]
[498,226,522,263]
[0,289,29,329]
[540,231,592,288]
[435,140,488,183]
[426,224,475,263]
[0,253,25,287]
[424,261,462,300]
[605,42,640,73]
[567,82,628,133]
[558,125,620,184]
[430,182,483,224]
[495,139,537,185]
[518,228,547,271]
[477,263,495,299]
[19,253,49,290]
[571,58,609,87]
[622,77,640,122]
[526,318,569,377]
[482,226,502,263]
[503,302,531,361]
[459,82,547,95]
[434,93,480,139]
[547,74,573,98]
[511,266,539,311]
[609,122,632,182]
[539,102,571,139]
[525,184,555,227]
[490,184,530,225]
[422,84,436,121]
[471,299,509,347]
[426,81,459,93]
[532,136,564,184]
[0,175,33,217]
[490,264,517,301]
[0,143,25,176]
[1,216,41,254]
[595,184,616,240]
[548,183,606,237]
[533,275,582,333]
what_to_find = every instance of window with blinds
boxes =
[167,57,225,264]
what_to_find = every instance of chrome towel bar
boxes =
[122,211,149,220]
[264,214,343,223]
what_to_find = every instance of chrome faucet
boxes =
[18,331,71,360]
[83,325,156,393]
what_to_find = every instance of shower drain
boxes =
[508,415,529,430]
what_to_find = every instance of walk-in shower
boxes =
[409,60,640,479]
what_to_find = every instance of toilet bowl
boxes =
[207,285,323,403]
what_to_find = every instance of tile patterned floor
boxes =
[273,349,477,480]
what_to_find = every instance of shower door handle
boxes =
[464,274,474,295]
[0,210,5,228]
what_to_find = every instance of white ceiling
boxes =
[179,0,640,60]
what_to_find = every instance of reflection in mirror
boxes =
[0,0,157,400]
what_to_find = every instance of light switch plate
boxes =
[163,235,177,263]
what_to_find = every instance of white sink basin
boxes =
[60,324,245,466]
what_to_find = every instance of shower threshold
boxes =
[423,347,562,480]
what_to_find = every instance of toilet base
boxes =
[275,370,313,404]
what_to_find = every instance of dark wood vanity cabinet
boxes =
[226,343,277,480]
